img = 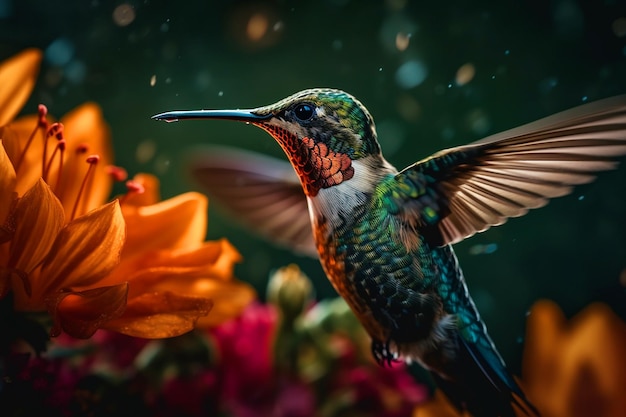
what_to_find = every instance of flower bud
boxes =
[266,264,313,321]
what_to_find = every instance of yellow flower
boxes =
[0,49,255,339]
[413,300,626,417]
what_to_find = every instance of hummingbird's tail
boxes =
[430,330,539,417]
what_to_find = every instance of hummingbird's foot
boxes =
[371,339,398,366]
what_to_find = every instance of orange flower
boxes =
[413,301,626,417]
[101,173,256,337]
[522,300,626,417]
[0,49,255,339]
[413,390,471,417]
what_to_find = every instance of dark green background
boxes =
[2,0,626,372]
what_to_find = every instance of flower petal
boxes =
[1,115,54,196]
[413,390,467,417]
[123,173,161,206]
[0,49,42,126]
[40,200,125,292]
[103,291,213,338]
[194,280,256,327]
[108,265,255,327]
[522,300,564,394]
[9,178,64,273]
[0,141,17,223]
[122,192,208,258]
[523,300,626,417]
[53,103,113,217]
[107,238,242,290]
[49,283,128,338]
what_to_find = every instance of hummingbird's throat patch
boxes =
[257,124,355,196]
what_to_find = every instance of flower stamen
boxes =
[42,123,64,181]
[105,165,128,182]
[14,104,48,173]
[119,180,145,205]
[71,155,100,220]
[51,139,66,192]
[76,143,89,155]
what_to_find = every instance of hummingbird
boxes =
[153,89,626,416]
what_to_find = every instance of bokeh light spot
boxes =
[247,13,269,41]
[455,62,475,86]
[395,59,428,89]
[45,37,74,66]
[612,17,626,38]
[395,32,411,51]
[112,4,135,27]
[136,140,156,164]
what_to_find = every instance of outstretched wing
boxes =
[187,146,317,257]
[394,95,626,246]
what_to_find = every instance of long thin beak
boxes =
[151,109,272,123]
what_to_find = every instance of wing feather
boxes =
[188,146,317,257]
[395,95,626,245]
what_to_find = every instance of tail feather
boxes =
[433,333,539,417]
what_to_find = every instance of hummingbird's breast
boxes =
[308,181,446,349]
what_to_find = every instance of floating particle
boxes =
[150,74,157,87]
[218,91,224,97]
[112,3,135,27]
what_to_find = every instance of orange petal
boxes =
[8,179,64,275]
[53,103,113,216]
[0,49,42,126]
[108,239,242,290]
[49,282,128,338]
[40,200,125,293]
[1,115,55,196]
[123,173,161,206]
[522,300,565,389]
[557,304,626,417]
[413,390,468,417]
[122,192,208,258]
[103,291,213,338]
[0,141,17,223]
[103,259,254,329]
[194,280,256,327]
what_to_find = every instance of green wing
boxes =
[394,95,626,246]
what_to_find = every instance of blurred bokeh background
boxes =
[1,0,625,373]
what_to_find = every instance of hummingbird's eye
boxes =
[293,103,315,122]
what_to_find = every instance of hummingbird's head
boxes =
[153,88,386,196]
